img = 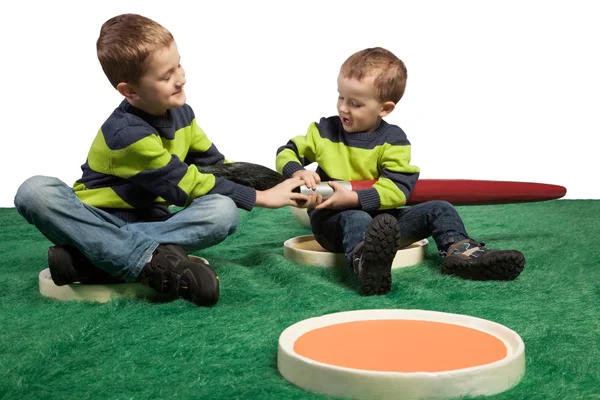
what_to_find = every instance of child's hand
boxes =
[255,177,311,208]
[315,181,359,210]
[295,192,324,209]
[292,170,321,190]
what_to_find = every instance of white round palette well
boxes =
[278,309,525,400]
[284,235,428,269]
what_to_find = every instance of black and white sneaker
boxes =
[441,239,525,280]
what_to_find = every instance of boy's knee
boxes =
[427,200,459,217]
[14,175,62,212]
[430,200,455,211]
[189,195,239,238]
[340,210,371,225]
[214,196,239,235]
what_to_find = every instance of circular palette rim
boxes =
[39,255,208,303]
[283,235,428,269]
[278,309,525,400]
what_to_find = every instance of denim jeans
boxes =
[309,200,470,267]
[14,176,239,282]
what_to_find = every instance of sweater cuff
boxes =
[357,188,380,211]
[210,177,257,211]
[230,184,257,211]
[282,162,304,179]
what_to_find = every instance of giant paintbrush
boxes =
[196,162,567,205]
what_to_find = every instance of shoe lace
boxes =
[442,240,486,257]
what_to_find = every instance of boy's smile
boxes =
[337,73,392,133]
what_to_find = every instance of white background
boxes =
[1,0,598,207]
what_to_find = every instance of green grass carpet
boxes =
[1,200,599,400]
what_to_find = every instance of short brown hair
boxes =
[340,47,407,103]
[96,14,174,88]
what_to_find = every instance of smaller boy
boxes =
[14,14,311,307]
[276,47,525,295]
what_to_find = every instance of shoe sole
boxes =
[441,250,525,280]
[360,214,401,295]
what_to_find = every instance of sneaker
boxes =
[441,239,525,280]
[48,245,124,286]
[351,214,401,295]
[140,245,219,306]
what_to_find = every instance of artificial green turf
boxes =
[0,200,598,399]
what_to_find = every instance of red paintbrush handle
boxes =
[299,179,567,205]
[406,179,566,205]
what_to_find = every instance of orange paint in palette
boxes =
[293,319,507,373]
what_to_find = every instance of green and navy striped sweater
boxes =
[74,100,256,220]
[276,117,420,211]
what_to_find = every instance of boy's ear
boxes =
[379,101,396,118]
[116,82,138,100]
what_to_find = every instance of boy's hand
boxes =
[255,177,311,208]
[315,181,360,210]
[292,170,321,190]
[295,192,324,209]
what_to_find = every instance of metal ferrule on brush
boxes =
[299,181,352,197]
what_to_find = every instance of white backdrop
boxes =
[2,0,598,207]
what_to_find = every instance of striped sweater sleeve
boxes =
[356,143,420,211]
[275,122,319,178]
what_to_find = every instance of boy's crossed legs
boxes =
[311,200,525,295]
[14,176,237,306]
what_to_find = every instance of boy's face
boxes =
[337,73,393,133]
[128,42,186,116]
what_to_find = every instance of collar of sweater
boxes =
[121,100,173,128]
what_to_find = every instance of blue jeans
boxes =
[309,200,470,266]
[14,176,239,282]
